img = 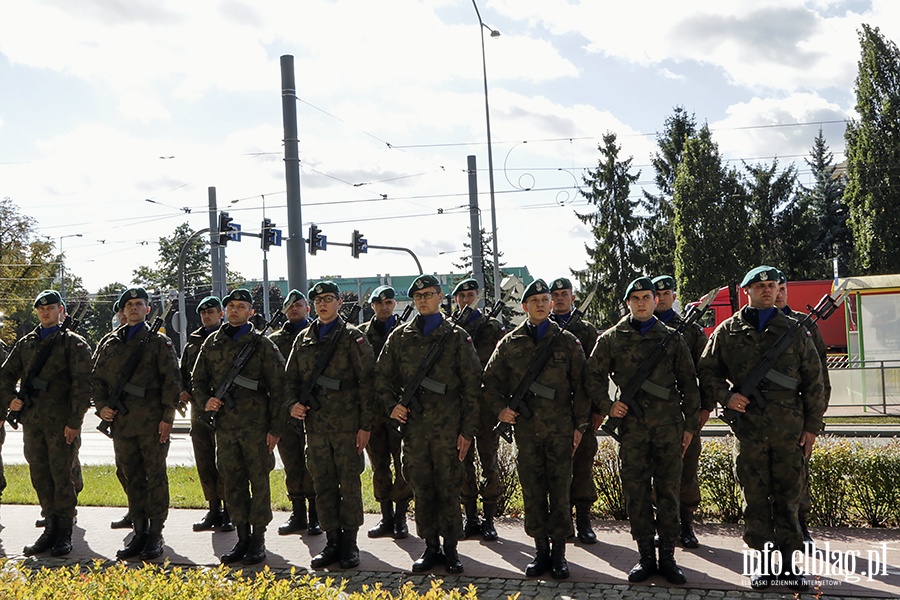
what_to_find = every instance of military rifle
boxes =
[200,309,287,432]
[391,304,475,435]
[465,299,505,341]
[6,302,86,429]
[290,317,348,432]
[97,303,173,438]
[720,283,849,433]
[396,304,414,323]
[494,288,596,444]
[600,287,720,442]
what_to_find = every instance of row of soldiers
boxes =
[0,264,827,591]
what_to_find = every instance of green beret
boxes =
[112,300,121,313]
[309,280,340,300]
[223,288,253,306]
[34,289,62,308]
[408,274,442,297]
[740,265,780,288]
[197,296,222,313]
[623,277,654,301]
[550,277,573,291]
[369,285,395,303]
[776,269,787,285]
[452,278,479,296]
[651,275,676,292]
[522,279,550,302]
[283,289,307,309]
[117,287,150,308]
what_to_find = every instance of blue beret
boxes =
[550,277,573,291]
[369,285,395,303]
[34,289,62,308]
[408,274,442,297]
[283,289,307,309]
[452,278,479,296]
[309,281,340,300]
[740,266,780,288]
[652,276,676,292]
[223,288,253,306]
[117,287,150,308]
[623,277,654,301]
[197,296,222,313]
[522,279,550,302]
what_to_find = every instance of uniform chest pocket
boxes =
[552,351,567,364]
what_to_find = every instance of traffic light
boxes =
[218,211,234,246]
[261,218,279,251]
[351,229,367,259]
[308,223,326,255]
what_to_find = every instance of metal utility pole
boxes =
[281,55,308,295]
[467,155,486,299]
[208,187,226,298]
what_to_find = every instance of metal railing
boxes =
[825,357,900,415]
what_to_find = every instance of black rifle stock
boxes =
[200,310,286,432]
[397,304,413,324]
[720,285,848,433]
[291,318,347,433]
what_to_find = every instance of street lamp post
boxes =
[471,0,501,304]
[59,233,83,302]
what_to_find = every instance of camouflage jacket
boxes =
[359,315,398,359]
[786,307,831,406]
[585,316,701,434]
[550,313,598,357]
[458,311,506,368]
[697,308,826,441]
[92,324,182,436]
[483,320,590,438]
[657,310,712,411]
[192,325,287,436]
[0,327,92,429]
[375,315,482,440]
[180,326,215,411]
[269,320,309,361]
[284,318,377,434]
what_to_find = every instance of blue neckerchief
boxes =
[126,323,145,341]
[554,311,573,324]
[781,306,792,316]
[422,313,443,336]
[629,315,658,336]
[204,323,221,334]
[286,318,310,335]
[466,309,482,326]
[318,319,339,340]
[526,319,551,342]
[656,308,676,324]
[231,323,253,340]
[383,314,397,335]
[756,307,777,331]
[39,325,59,341]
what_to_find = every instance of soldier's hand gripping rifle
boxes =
[6,303,86,429]
[200,309,286,432]
[390,304,475,435]
[493,288,596,444]
[720,283,849,433]
[290,318,347,433]
[600,287,720,442]
[97,303,172,438]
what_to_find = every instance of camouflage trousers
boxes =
[680,431,702,515]
[190,415,224,502]
[0,426,6,496]
[276,423,315,501]
[365,419,412,503]
[461,426,501,505]
[734,436,804,554]
[401,428,464,540]
[307,431,365,531]
[113,433,170,522]
[570,429,598,506]
[216,428,275,527]
[799,451,812,514]
[516,434,574,540]
[23,422,79,519]
[619,422,682,543]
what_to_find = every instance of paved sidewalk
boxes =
[0,505,896,599]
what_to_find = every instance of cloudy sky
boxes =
[1,0,897,298]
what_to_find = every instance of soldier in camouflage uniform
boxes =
[180,295,234,533]
[376,274,481,575]
[774,270,830,545]
[586,276,699,585]
[0,290,92,556]
[285,281,377,569]
[269,289,321,536]
[548,277,600,545]
[0,340,7,511]
[93,288,182,561]
[359,285,413,540]
[453,278,506,541]
[698,266,825,592]
[651,275,710,549]
[484,279,589,580]
[192,288,286,565]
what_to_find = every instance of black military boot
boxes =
[221,523,251,564]
[799,510,814,546]
[781,545,810,592]
[110,513,133,530]
[243,525,267,565]
[116,518,149,560]
[311,529,342,568]
[278,499,307,535]
[525,537,551,577]
[141,519,166,560]
[749,549,772,590]
[193,500,223,532]
[444,538,463,574]
[574,503,597,544]
[367,501,394,538]
[412,536,444,572]
[627,539,658,583]
[481,502,498,541]
[307,499,323,535]
[393,500,409,539]
[219,504,235,532]
[679,509,699,549]
[50,517,74,557]
[658,541,687,584]
[550,538,570,579]
[340,528,360,568]
[25,515,58,555]
[462,501,481,539]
